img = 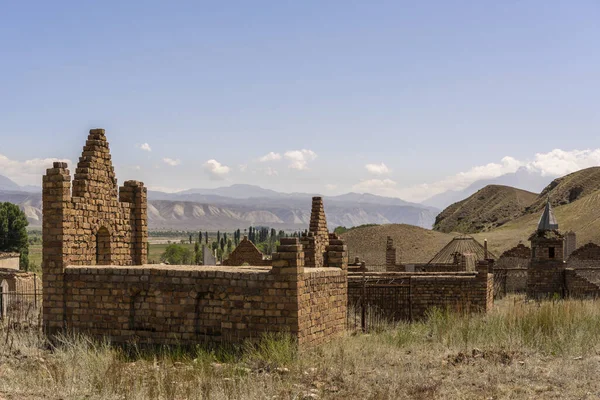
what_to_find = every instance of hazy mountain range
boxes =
[0,168,564,231]
[0,176,438,230]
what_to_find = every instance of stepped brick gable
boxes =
[41,129,347,346]
[300,197,330,268]
[223,236,270,266]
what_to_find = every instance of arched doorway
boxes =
[96,227,111,265]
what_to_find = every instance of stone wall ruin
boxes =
[42,129,348,346]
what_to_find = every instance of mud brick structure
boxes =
[565,243,600,269]
[0,252,20,270]
[300,197,330,268]
[564,230,577,260]
[348,261,492,321]
[385,236,397,267]
[348,257,367,272]
[493,244,530,296]
[42,129,347,346]
[0,270,39,319]
[527,201,566,298]
[223,236,270,266]
[385,235,495,273]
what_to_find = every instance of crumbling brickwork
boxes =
[566,243,600,269]
[385,236,397,267]
[43,129,148,333]
[301,197,330,268]
[223,236,270,266]
[565,268,600,298]
[42,130,347,346]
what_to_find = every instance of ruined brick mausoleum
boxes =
[42,129,347,346]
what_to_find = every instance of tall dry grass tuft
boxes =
[3,296,600,399]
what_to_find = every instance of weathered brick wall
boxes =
[420,263,466,273]
[565,268,600,298]
[43,130,148,333]
[52,237,347,347]
[42,131,348,346]
[411,263,491,317]
[527,260,565,298]
[298,269,347,346]
[348,264,492,321]
[566,243,600,269]
[496,244,530,269]
[63,265,298,344]
[0,270,38,293]
[223,237,270,266]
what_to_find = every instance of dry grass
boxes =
[4,296,600,399]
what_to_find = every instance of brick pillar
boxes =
[476,259,493,312]
[271,238,304,337]
[307,196,329,268]
[326,234,348,270]
[386,236,397,267]
[120,180,148,265]
[42,162,72,334]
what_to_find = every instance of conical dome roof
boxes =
[537,199,558,231]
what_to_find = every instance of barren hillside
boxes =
[341,224,454,265]
[433,185,538,233]
[527,167,600,212]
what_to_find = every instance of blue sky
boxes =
[1,1,599,201]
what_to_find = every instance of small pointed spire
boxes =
[538,198,559,231]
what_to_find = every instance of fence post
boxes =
[361,270,366,333]
[408,277,413,322]
[34,273,38,309]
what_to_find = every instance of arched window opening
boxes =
[96,227,111,265]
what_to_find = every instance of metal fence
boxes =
[347,272,412,332]
[0,286,42,329]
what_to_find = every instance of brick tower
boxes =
[42,129,148,333]
[300,196,330,268]
[527,199,565,298]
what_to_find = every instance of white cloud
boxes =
[259,152,282,162]
[528,149,600,177]
[203,159,231,180]
[365,162,390,175]
[0,153,71,186]
[384,148,600,202]
[284,149,317,170]
[162,158,181,167]
[139,143,152,152]
[264,167,279,176]
[239,164,248,172]
[325,184,338,191]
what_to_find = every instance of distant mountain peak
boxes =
[0,175,21,191]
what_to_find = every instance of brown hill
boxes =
[527,167,600,212]
[474,189,600,256]
[341,224,454,265]
[433,185,538,233]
